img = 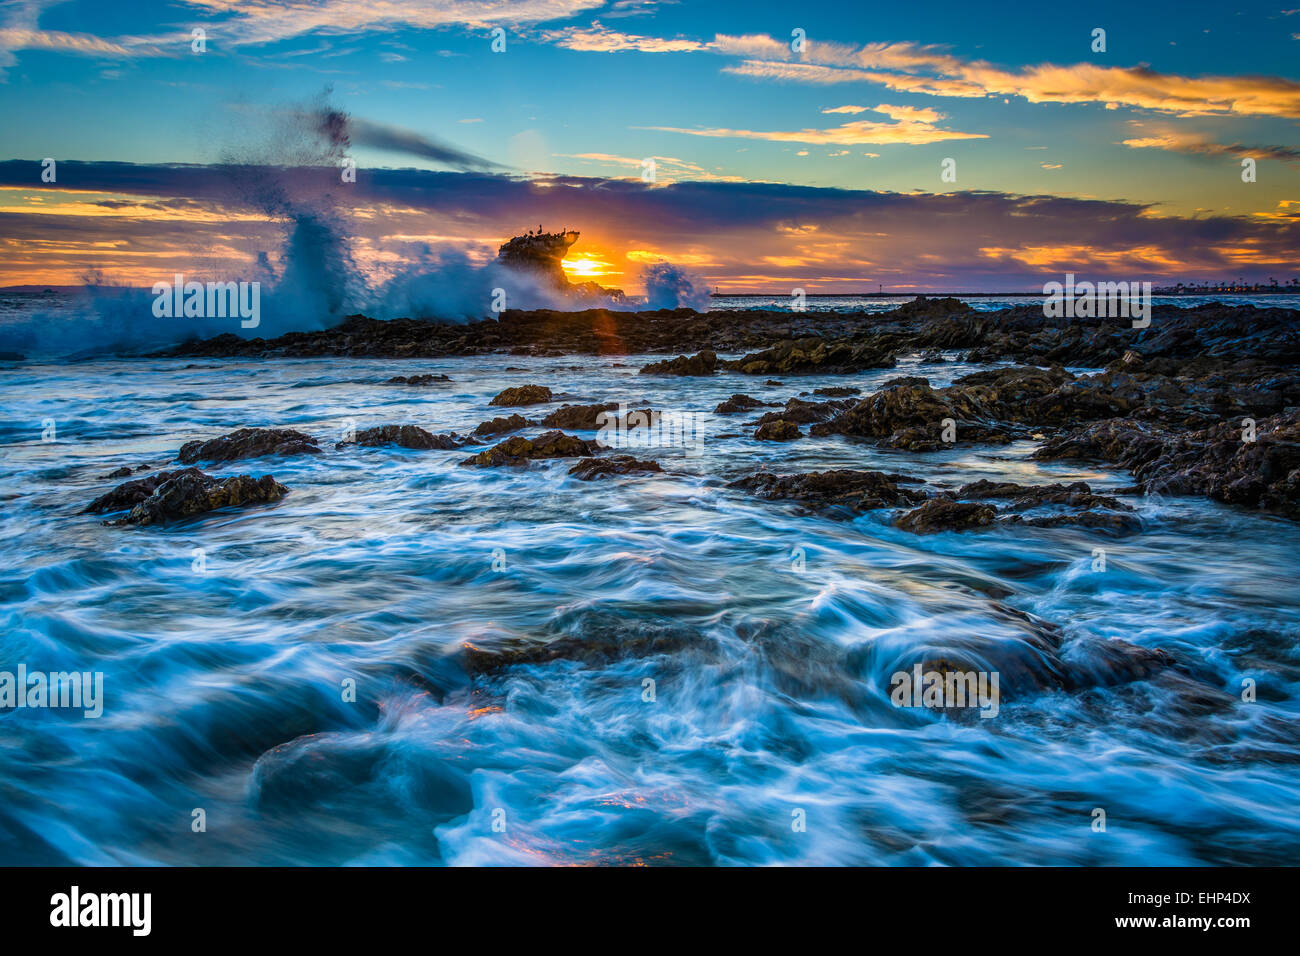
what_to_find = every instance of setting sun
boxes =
[561,254,615,279]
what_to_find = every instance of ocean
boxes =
[2,322,1298,864]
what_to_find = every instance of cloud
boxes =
[714,34,1300,119]
[2,160,1297,290]
[0,0,615,74]
[1120,124,1300,163]
[536,20,709,52]
[643,104,985,146]
[557,152,744,182]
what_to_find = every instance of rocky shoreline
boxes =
[81,298,1295,528]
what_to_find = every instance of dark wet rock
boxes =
[729,469,927,516]
[895,499,997,533]
[639,349,717,376]
[385,373,451,385]
[755,396,848,425]
[1137,412,1300,517]
[1003,511,1143,533]
[540,402,618,429]
[955,479,1134,513]
[754,419,802,441]
[1061,639,1176,690]
[920,349,947,363]
[811,380,1014,449]
[85,469,190,514]
[473,413,533,437]
[462,618,712,675]
[568,456,663,480]
[102,466,133,479]
[878,375,931,390]
[459,429,600,467]
[764,379,784,386]
[177,427,320,465]
[337,425,465,450]
[488,384,553,406]
[810,386,861,397]
[1036,410,1300,519]
[1033,418,1167,471]
[613,407,662,429]
[713,393,771,414]
[90,468,287,526]
[728,335,896,376]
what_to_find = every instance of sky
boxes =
[0,0,1298,293]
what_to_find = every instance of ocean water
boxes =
[712,293,1300,313]
[1,349,1298,866]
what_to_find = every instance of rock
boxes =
[1002,510,1144,533]
[496,229,625,301]
[84,469,191,514]
[337,425,465,450]
[568,456,663,480]
[473,414,532,437]
[459,430,600,467]
[954,479,1134,513]
[729,335,896,375]
[755,397,847,425]
[812,380,1011,449]
[88,468,288,526]
[639,349,717,376]
[540,402,619,429]
[177,427,320,464]
[755,419,802,441]
[729,469,927,516]
[385,373,451,384]
[713,393,771,414]
[102,466,133,479]
[895,499,997,533]
[1135,412,1299,517]
[811,386,861,397]
[488,384,553,406]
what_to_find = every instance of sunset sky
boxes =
[1,0,1298,292]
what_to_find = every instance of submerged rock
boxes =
[473,413,533,437]
[728,336,897,376]
[488,384,553,406]
[385,373,451,385]
[336,425,466,450]
[754,419,803,441]
[540,402,619,429]
[177,427,320,464]
[729,469,928,515]
[755,396,848,425]
[459,429,600,467]
[88,467,287,526]
[895,499,997,533]
[1036,410,1300,519]
[568,456,663,480]
[714,393,771,414]
[639,350,717,376]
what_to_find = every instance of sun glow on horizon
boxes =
[561,253,617,278]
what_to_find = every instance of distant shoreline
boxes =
[710,290,1300,298]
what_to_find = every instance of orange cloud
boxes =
[644,104,986,146]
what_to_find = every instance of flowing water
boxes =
[2,349,1298,866]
